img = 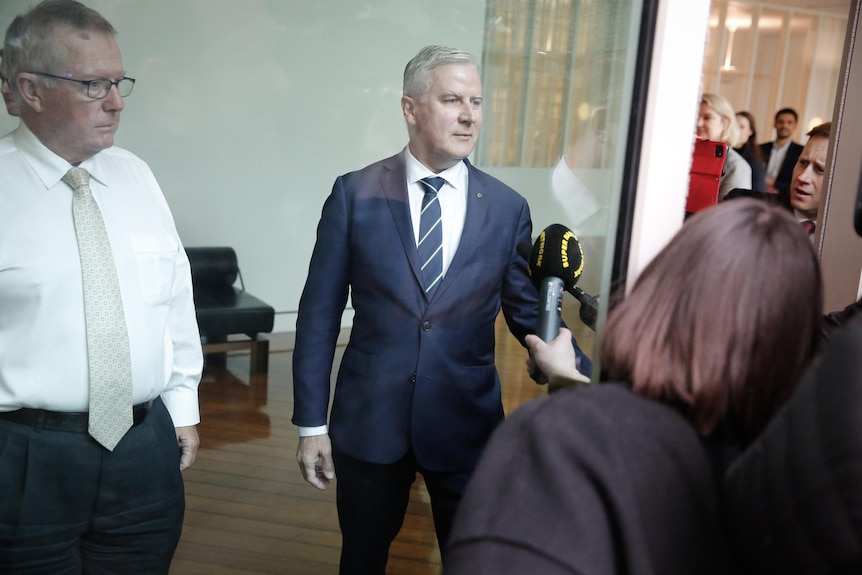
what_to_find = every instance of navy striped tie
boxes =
[418,177,445,296]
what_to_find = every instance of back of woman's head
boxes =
[600,199,823,444]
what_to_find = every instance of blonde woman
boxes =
[697,93,752,200]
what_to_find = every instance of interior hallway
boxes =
[170,314,571,575]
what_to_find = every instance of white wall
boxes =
[2,0,719,338]
[0,0,487,332]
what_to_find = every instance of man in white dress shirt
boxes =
[760,107,804,204]
[0,1,202,573]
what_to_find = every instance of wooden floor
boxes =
[171,315,596,575]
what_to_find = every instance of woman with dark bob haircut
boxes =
[444,199,823,575]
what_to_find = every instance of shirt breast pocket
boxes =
[130,234,177,306]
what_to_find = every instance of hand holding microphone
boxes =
[519,224,599,384]
[525,224,584,341]
[525,329,591,391]
[522,224,599,335]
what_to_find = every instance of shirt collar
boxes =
[794,210,816,223]
[404,147,467,192]
[13,122,109,190]
[773,140,791,152]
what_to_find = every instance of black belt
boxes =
[0,400,154,433]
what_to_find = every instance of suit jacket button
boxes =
[410,373,417,383]
[422,321,431,331]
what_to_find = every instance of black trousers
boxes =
[0,398,185,575]
[332,444,472,575]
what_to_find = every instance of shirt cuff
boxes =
[160,387,200,427]
[298,425,328,437]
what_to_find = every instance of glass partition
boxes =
[476,0,644,365]
[0,0,650,571]
[0,0,646,376]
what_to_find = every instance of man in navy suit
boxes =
[760,107,804,207]
[292,45,590,574]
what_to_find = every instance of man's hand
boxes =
[297,434,336,490]
[176,425,200,471]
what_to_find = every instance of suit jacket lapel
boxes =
[381,156,493,303]
[381,154,426,292]
[433,160,490,300]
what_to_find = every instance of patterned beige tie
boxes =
[63,167,133,451]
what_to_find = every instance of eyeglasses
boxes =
[29,71,135,99]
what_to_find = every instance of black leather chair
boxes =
[185,247,275,377]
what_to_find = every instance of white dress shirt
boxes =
[405,147,468,275]
[0,124,202,426]
[297,148,470,438]
[765,140,791,181]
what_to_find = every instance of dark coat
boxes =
[724,314,862,573]
[760,140,804,207]
[445,383,736,575]
[735,146,767,193]
[447,318,862,575]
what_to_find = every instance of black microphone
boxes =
[520,224,599,332]
[571,285,599,331]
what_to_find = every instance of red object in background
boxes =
[686,138,728,214]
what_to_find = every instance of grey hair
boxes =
[403,45,479,99]
[3,0,116,98]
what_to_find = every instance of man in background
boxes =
[760,107,804,204]
[789,122,831,240]
[292,44,591,575]
[0,1,202,572]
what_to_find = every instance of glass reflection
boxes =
[477,0,642,363]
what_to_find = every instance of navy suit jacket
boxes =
[759,141,803,199]
[292,152,590,472]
